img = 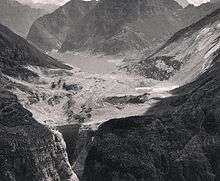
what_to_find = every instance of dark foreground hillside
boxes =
[82,40,220,181]
[82,9,220,181]
[0,89,78,181]
[0,24,78,181]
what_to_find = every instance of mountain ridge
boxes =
[0,23,71,80]
[28,0,220,56]
[0,0,48,37]
[27,0,97,51]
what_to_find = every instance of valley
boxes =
[6,50,181,180]
[0,0,220,181]
[11,51,166,129]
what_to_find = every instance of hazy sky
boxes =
[17,0,70,5]
[17,0,211,6]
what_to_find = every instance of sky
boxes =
[17,0,211,6]
[17,0,70,5]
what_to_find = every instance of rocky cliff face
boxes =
[82,9,220,181]
[27,0,97,51]
[0,89,79,181]
[0,0,47,37]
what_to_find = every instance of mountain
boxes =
[0,23,71,80]
[0,0,48,37]
[125,3,220,81]
[28,0,220,56]
[177,2,220,29]
[27,0,97,51]
[17,0,59,12]
[60,0,220,55]
[82,9,220,181]
[22,2,59,13]
[60,0,183,55]
[0,89,79,181]
[0,23,78,180]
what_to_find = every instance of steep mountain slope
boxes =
[0,89,78,181]
[82,9,220,181]
[27,0,97,51]
[0,0,47,37]
[0,24,78,180]
[126,7,220,82]
[60,0,183,55]
[0,23,71,80]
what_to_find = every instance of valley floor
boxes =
[9,52,178,130]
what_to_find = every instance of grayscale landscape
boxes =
[0,0,219,181]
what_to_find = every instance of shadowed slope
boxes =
[0,24,71,80]
[82,9,220,181]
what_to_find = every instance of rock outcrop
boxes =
[0,89,79,181]
[82,9,220,181]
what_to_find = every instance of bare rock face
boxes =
[82,9,220,181]
[0,89,78,181]
[0,0,46,37]
[27,0,97,51]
